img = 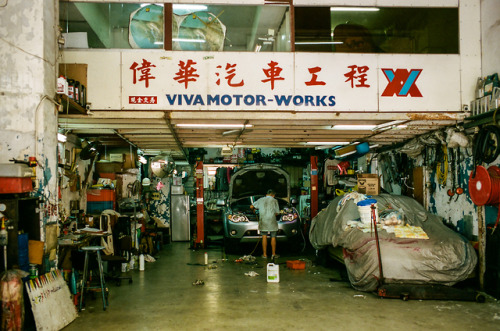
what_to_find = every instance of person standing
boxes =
[250,189,280,259]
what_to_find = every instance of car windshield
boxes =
[230,168,288,200]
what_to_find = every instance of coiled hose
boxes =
[472,125,500,177]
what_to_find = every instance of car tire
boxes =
[223,237,239,255]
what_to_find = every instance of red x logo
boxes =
[381,68,422,97]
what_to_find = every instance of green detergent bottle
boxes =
[484,73,499,96]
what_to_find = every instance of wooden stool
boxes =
[79,245,108,311]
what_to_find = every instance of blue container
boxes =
[87,201,114,214]
[18,233,30,273]
[356,142,370,155]
[356,198,377,207]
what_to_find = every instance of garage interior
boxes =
[1,0,500,330]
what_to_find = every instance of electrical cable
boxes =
[436,144,448,187]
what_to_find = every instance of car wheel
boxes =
[223,237,239,255]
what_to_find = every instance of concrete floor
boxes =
[62,242,500,331]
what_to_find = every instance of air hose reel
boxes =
[469,165,500,230]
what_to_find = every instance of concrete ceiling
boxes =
[58,110,466,160]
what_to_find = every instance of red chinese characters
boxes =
[262,61,285,90]
[344,65,370,88]
[130,59,156,88]
[305,66,326,86]
[174,59,200,89]
[216,63,244,87]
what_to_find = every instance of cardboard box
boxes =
[95,162,123,174]
[357,174,380,195]
[109,153,124,162]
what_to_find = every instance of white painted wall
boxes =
[481,0,500,76]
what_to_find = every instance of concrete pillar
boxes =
[0,0,59,236]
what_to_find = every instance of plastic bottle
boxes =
[139,254,145,271]
[0,219,7,246]
[57,76,68,95]
[74,81,80,105]
[67,79,75,99]
[80,84,86,107]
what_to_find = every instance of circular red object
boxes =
[469,165,500,205]
[469,166,491,205]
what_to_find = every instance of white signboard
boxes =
[121,50,461,112]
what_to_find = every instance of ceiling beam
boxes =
[163,112,188,161]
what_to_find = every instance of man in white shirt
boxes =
[250,189,280,259]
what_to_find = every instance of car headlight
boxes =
[228,213,250,223]
[281,213,298,222]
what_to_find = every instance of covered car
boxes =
[222,164,301,253]
[309,193,477,292]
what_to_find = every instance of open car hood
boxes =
[228,164,290,202]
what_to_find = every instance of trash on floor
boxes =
[353,294,366,299]
[144,254,156,262]
[240,255,256,262]
[245,271,259,277]
[207,264,218,269]
[192,279,205,286]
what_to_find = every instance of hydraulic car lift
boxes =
[194,161,204,249]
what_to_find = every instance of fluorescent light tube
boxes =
[305,141,350,145]
[57,133,67,142]
[372,120,407,131]
[173,38,206,43]
[331,7,380,12]
[173,4,207,11]
[295,41,343,45]
[177,124,253,128]
[331,125,376,130]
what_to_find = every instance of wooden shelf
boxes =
[58,94,87,115]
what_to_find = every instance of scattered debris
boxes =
[245,271,259,277]
[144,254,156,262]
[207,264,218,270]
[192,279,205,286]
[353,295,366,299]
[241,255,256,262]
[434,305,453,311]
[493,313,500,321]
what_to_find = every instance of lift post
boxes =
[195,161,204,248]
[310,156,318,219]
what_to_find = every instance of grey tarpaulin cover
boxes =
[309,194,477,292]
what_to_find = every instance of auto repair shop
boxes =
[1,0,500,330]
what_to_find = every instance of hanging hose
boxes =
[436,145,448,187]
[472,125,500,177]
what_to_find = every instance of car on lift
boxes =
[221,163,302,253]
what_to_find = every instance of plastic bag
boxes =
[1,269,28,331]
[379,209,405,226]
